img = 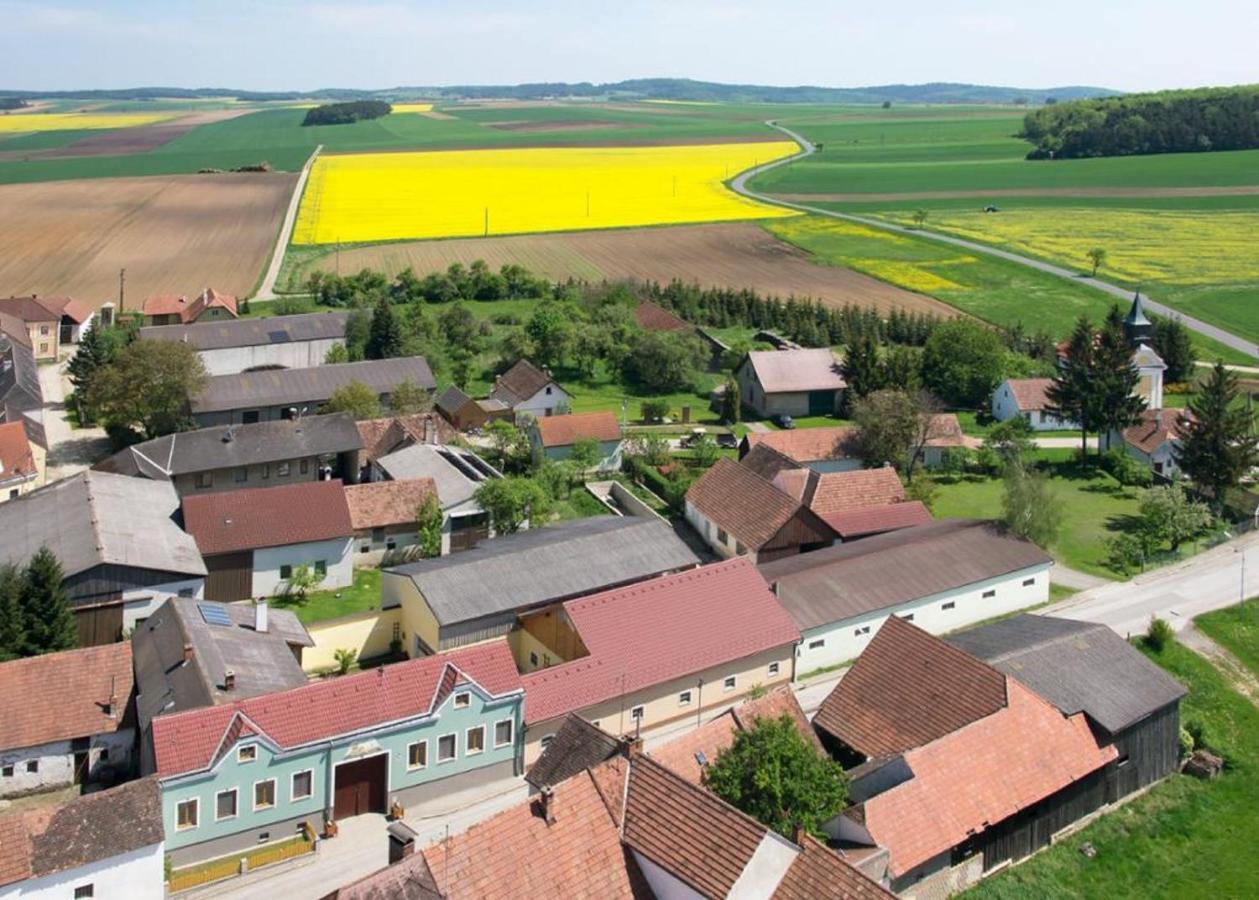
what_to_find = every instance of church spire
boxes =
[1123,290,1153,346]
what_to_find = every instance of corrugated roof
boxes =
[947,614,1187,734]
[192,357,434,414]
[522,558,799,725]
[389,516,699,627]
[376,443,500,510]
[536,411,621,447]
[743,348,846,394]
[0,643,133,752]
[139,311,349,351]
[759,519,1052,632]
[182,479,353,556]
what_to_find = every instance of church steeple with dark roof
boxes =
[1124,291,1153,346]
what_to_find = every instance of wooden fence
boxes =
[168,831,315,893]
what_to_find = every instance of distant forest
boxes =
[1020,85,1259,159]
[0,97,29,110]
[302,100,392,126]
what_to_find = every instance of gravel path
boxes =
[253,144,321,300]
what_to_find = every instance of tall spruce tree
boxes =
[21,547,77,654]
[1175,363,1259,511]
[1047,316,1099,461]
[365,298,404,360]
[841,332,884,404]
[0,564,25,661]
[1094,305,1146,454]
[1152,315,1197,383]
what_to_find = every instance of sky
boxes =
[1,0,1255,93]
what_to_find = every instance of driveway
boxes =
[36,354,109,481]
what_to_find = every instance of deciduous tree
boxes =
[389,379,431,415]
[921,320,1006,408]
[1001,464,1062,548]
[474,476,552,533]
[87,339,206,441]
[1138,484,1213,552]
[416,494,444,559]
[853,389,919,471]
[323,380,382,420]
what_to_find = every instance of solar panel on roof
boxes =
[199,603,232,626]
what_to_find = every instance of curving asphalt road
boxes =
[732,122,1258,360]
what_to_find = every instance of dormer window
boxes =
[545,386,553,395]
[238,745,257,763]
[453,692,470,709]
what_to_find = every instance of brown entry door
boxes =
[334,755,388,820]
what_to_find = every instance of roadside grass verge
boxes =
[1196,599,1259,678]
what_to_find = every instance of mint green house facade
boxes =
[151,640,524,866]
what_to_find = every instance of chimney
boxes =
[792,823,806,846]
[107,675,118,720]
[183,642,194,664]
[254,599,269,634]
[224,669,236,691]
[536,786,557,826]
[620,734,643,759]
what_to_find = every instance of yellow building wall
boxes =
[510,627,563,674]
[523,645,794,764]
[381,572,441,655]
[303,607,402,673]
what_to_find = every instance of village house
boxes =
[356,413,454,467]
[759,519,1051,674]
[434,385,511,432]
[132,597,313,773]
[0,471,206,644]
[990,377,1077,431]
[919,413,982,468]
[521,557,799,764]
[181,480,355,602]
[739,426,862,472]
[95,412,363,495]
[374,443,503,553]
[948,614,1187,800]
[685,457,835,562]
[190,357,435,427]
[382,516,700,659]
[344,478,438,562]
[735,348,846,419]
[0,420,39,502]
[0,321,47,451]
[1116,407,1193,478]
[774,465,933,542]
[150,640,524,866]
[140,288,238,327]
[0,295,94,360]
[634,300,727,369]
[0,644,135,799]
[489,359,570,421]
[139,311,351,376]
[530,410,624,469]
[0,777,164,900]
[814,617,1118,895]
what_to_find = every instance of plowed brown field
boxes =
[0,173,296,308]
[303,222,955,318]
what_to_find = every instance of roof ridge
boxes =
[982,621,1103,665]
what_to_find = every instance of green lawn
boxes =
[1197,599,1259,678]
[273,567,381,625]
[966,635,1259,899]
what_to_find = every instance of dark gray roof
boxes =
[489,359,554,405]
[139,311,350,351]
[947,614,1187,734]
[132,597,313,732]
[525,714,621,789]
[0,471,206,580]
[192,357,435,414]
[0,330,46,450]
[387,516,701,626]
[758,519,1053,631]
[95,413,362,479]
[435,385,472,416]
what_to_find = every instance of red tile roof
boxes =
[1123,407,1192,455]
[634,301,696,334]
[813,616,1007,759]
[862,679,1117,878]
[143,288,238,323]
[522,558,799,725]
[0,421,36,485]
[808,467,905,515]
[0,296,59,323]
[535,411,621,447]
[1004,378,1055,412]
[742,426,860,463]
[686,457,808,551]
[0,643,133,751]
[355,413,454,460]
[774,834,895,900]
[820,501,933,539]
[343,478,437,530]
[151,639,522,777]
[181,479,353,556]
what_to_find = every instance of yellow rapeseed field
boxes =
[390,103,435,113]
[292,141,799,244]
[0,111,175,133]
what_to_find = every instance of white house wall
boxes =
[795,563,1052,674]
[0,730,135,798]
[121,579,206,632]
[630,850,707,900]
[198,340,343,377]
[684,499,737,559]
[252,537,353,598]
[991,382,1076,431]
[513,385,570,420]
[0,842,164,900]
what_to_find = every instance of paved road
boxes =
[36,353,109,481]
[254,144,322,301]
[732,123,1258,361]
[1050,564,1110,591]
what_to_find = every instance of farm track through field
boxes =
[771,185,1259,202]
[733,122,1259,359]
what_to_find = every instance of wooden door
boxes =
[334,755,387,820]
[75,603,124,646]
[204,551,253,602]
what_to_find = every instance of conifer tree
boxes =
[21,547,77,654]
[0,564,25,661]
[365,298,403,360]
[1047,316,1099,461]
[1176,363,1259,511]
[1094,305,1146,453]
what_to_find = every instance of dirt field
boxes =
[0,173,296,307]
[302,222,955,318]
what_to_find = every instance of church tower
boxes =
[1123,291,1154,346]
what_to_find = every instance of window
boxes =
[256,832,270,843]
[540,735,554,751]
[261,464,270,480]
[529,651,539,666]
[981,589,996,599]
[768,662,780,677]
[630,705,644,721]
[1,765,12,777]
[39,325,49,336]
[466,726,485,755]
[176,798,199,830]
[942,601,956,610]
[300,459,310,475]
[39,343,49,354]
[25,760,37,774]
[722,675,736,692]
[178,587,195,598]
[291,770,313,800]
[235,467,248,483]
[438,734,457,763]
[545,386,553,395]
[242,411,260,425]
[74,887,94,899]
[253,779,276,811]
[808,638,825,650]
[854,625,871,636]
[1022,577,1035,587]
[717,527,729,546]
[196,472,213,489]
[494,720,513,748]
[314,560,327,577]
[386,538,397,550]
[237,745,257,763]
[408,741,428,770]
[453,692,470,709]
[277,462,291,477]
[99,748,109,761]
[678,690,693,707]
[280,564,293,580]
[903,613,915,622]
[215,789,238,821]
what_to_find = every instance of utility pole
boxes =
[484,206,489,237]
[118,268,125,312]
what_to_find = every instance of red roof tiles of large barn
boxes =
[181,479,353,556]
[521,558,799,725]
[0,643,133,751]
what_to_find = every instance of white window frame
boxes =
[630,705,645,721]
[215,788,238,822]
[465,725,486,756]
[175,797,199,831]
[407,740,428,771]
[437,732,457,763]
[237,744,257,764]
[290,769,314,801]
[981,589,996,599]
[942,601,956,610]
[493,719,513,748]
[808,638,825,650]
[453,692,471,709]
[252,778,277,811]
[722,676,737,693]
[767,662,780,677]
[678,690,693,707]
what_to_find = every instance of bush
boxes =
[1179,726,1195,759]
[491,312,521,326]
[1105,533,1145,575]
[641,398,671,423]
[1145,615,1175,653]
[1101,448,1153,487]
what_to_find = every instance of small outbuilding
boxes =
[735,348,846,418]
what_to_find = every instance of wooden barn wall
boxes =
[762,509,835,558]
[1106,703,1181,801]
[63,565,193,605]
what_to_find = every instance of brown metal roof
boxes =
[182,479,353,556]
